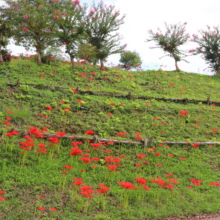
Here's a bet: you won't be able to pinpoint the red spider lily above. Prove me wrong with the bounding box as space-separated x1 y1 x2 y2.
168 179 179 184
141 185 150 191
38 114 49 119
91 72 95 75
56 132 66 137
45 105 52 111
85 130 94 135
3 121 10 126
169 83 174 86
180 157 186 161
138 154 146 159
63 165 74 169
5 117 11 120
157 163 162 166
119 155 125 158
107 141 114 144
118 181 133 189
208 182 220 186
70 147 83 156
136 164 141 167
79 185 95 198
91 157 100 161
107 164 117 171
155 152 161 156
166 174 173 177
192 143 199 148
70 88 78 93
146 102 149 106
47 137 59 144
167 183 174 189
6 130 19 136
179 111 188 116
50 207 57 211
136 132 142 140
108 112 111 116
110 101 114 105
38 207 45 211
80 157 91 164
118 132 126 137
60 101 65 104
190 178 202 186
135 178 147 184
169 154 174 157
73 180 84 186
105 156 120 163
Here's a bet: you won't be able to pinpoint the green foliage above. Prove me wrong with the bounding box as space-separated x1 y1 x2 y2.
84 1 126 68
76 42 99 64
119 50 142 70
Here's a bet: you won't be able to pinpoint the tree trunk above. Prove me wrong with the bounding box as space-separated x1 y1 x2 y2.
66 46 75 67
216 66 220 75
37 49 41 63
0 31 3 63
100 59 104 69
170 50 181 72
175 60 180 72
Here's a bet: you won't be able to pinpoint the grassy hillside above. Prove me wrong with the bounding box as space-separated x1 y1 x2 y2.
0 58 220 220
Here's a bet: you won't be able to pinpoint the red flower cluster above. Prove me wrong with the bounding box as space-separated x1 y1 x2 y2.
118 132 126 137
6 130 19 136
118 181 133 189
179 111 188 116
97 184 111 194
138 154 146 159
79 185 95 198
85 130 94 135
190 178 202 186
136 132 142 140
208 182 220 187
38 113 49 119
80 157 91 164
72 178 84 186
45 105 52 111
135 177 147 184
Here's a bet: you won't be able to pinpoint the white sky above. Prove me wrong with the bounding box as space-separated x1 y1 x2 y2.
2 0 220 75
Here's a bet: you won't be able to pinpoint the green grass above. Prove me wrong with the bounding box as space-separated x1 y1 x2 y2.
0 57 220 219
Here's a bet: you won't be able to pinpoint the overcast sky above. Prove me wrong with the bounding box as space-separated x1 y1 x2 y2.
2 0 220 75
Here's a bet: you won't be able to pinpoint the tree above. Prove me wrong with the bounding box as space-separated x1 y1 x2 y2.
145 22 191 72
76 41 99 64
83 0 127 70
189 25 220 75
0 1 18 63
4 0 61 63
51 0 88 67
119 50 142 70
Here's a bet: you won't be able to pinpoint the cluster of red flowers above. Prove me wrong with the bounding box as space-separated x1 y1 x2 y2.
3 108 13 126
0 190 4 201
136 132 142 140
118 132 126 137
190 178 202 186
179 111 188 116
38 113 49 119
6 130 19 136
45 105 52 111
79 185 95 198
